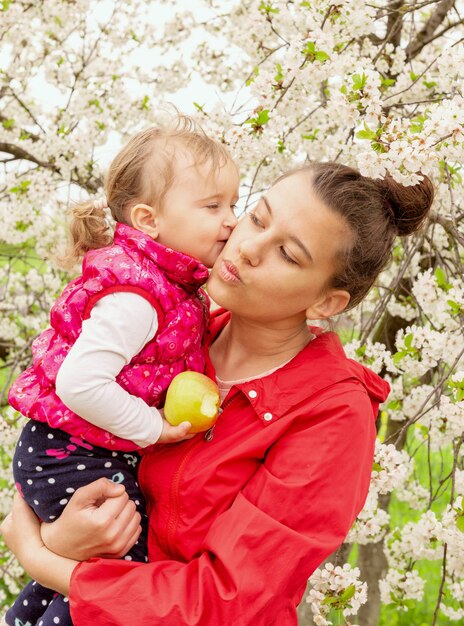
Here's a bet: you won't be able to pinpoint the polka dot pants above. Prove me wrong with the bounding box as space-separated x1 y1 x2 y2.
6 420 148 626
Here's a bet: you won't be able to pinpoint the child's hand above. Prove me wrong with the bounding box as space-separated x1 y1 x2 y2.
158 418 194 443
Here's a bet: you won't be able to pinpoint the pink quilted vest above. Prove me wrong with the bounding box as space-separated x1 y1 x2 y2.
9 223 210 451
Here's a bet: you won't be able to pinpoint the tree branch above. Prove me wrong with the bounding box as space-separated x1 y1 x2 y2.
406 0 456 60
386 0 404 48
0 142 58 171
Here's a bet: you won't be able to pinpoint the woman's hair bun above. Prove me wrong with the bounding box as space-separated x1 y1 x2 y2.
380 173 434 236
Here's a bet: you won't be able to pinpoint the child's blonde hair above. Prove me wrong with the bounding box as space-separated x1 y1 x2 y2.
62 114 233 268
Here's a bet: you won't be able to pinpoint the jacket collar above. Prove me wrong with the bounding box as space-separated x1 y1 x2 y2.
114 223 209 290
205 309 390 424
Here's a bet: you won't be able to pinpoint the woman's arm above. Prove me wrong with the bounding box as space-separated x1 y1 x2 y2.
68 385 377 625
1 493 76 596
1 476 143 585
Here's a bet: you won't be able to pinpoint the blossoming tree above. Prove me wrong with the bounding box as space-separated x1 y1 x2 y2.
1 1 463 624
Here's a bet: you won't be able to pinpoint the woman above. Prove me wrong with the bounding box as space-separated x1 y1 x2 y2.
2 162 433 626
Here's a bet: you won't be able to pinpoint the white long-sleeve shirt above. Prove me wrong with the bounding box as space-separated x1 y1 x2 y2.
55 292 162 447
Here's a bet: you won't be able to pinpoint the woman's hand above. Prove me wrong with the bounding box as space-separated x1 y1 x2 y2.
1 492 45 565
40 477 142 561
1 493 75 596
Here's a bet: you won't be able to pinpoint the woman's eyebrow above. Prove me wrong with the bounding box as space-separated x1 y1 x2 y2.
262 195 273 215
290 236 313 262
262 195 313 262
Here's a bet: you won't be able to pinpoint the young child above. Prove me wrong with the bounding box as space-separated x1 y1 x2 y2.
6 115 239 626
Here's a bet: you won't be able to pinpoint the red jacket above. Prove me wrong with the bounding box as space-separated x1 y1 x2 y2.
70 309 390 626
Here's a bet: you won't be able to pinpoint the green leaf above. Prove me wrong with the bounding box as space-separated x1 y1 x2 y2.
355 344 367 357
1 0 13 10
352 72 367 91
372 462 382 472
302 41 315 55
415 423 429 437
322 595 339 606
434 266 447 286
447 300 462 315
141 95 149 111
246 65 259 86
256 109 270 125
314 50 330 62
258 1 280 14
381 77 396 88
438 160 462 188
387 399 402 411
9 180 31 196
244 109 270 134
57 124 71 136
456 515 464 533
1 117 14 129
393 350 408 364
404 333 414 349
371 141 387 153
193 102 205 112
410 113 427 134
340 584 356 602
15 220 31 232
302 128 320 142
356 129 376 140
434 267 452 291
88 98 103 112
301 41 329 63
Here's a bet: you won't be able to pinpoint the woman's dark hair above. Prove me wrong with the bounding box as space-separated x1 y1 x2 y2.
277 163 434 310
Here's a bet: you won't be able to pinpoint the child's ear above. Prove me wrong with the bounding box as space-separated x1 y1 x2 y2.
129 204 160 239
305 289 350 320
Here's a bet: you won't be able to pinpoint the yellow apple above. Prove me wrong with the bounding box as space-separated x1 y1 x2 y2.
164 371 221 433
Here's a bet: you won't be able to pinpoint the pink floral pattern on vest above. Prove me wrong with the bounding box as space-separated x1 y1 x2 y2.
9 223 210 451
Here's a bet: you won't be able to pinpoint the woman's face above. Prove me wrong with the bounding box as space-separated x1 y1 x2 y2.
207 172 352 325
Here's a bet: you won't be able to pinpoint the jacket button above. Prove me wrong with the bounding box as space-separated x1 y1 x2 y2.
248 390 258 398
263 412 273 421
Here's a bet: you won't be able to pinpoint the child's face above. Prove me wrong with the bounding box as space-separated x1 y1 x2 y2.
155 153 239 268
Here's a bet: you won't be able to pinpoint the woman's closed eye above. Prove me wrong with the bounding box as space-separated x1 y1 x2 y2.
249 211 264 227
280 247 298 264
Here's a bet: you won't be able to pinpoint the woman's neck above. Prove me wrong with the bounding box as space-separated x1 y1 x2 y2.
209 315 312 381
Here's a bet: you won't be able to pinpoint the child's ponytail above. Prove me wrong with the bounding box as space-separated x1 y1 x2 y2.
60 199 112 269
